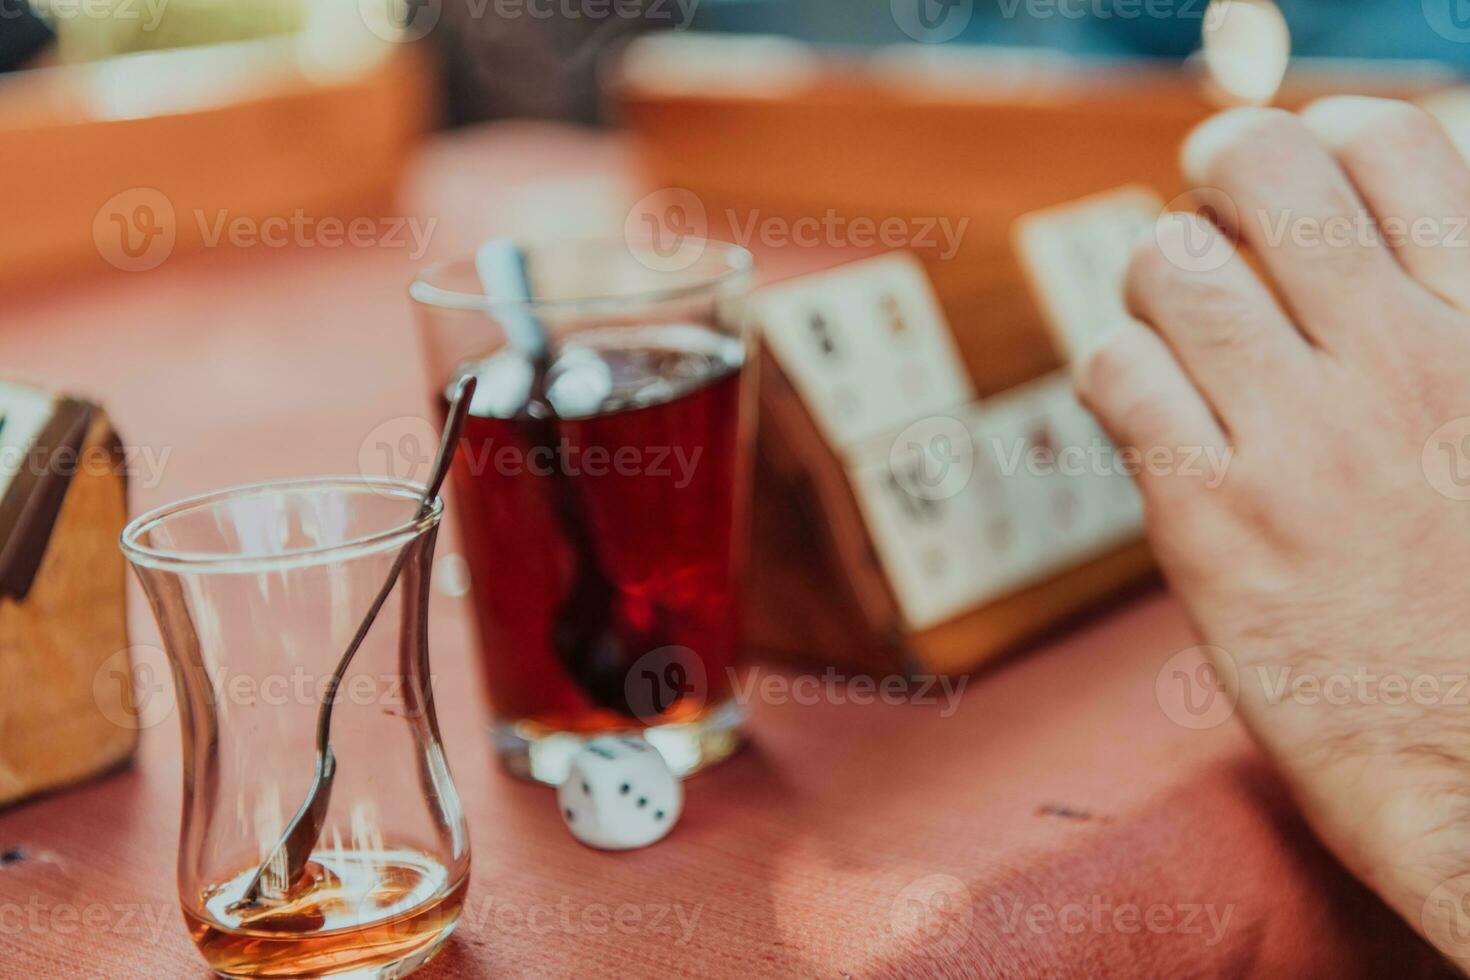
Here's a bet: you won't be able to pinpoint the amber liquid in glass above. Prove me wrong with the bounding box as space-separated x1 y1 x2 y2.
184 850 466 978
445 323 750 733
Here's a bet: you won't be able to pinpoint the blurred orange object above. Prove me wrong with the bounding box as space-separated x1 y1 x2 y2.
0 36 434 293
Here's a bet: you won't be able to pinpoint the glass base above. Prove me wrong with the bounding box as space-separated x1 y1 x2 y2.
213 923 455 980
493 698 745 785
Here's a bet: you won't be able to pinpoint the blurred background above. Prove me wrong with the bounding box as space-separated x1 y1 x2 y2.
3 0 1468 291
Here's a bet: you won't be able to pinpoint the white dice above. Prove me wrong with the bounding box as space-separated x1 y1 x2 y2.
557 736 683 850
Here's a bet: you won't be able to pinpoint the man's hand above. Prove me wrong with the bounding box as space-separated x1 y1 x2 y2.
1075 97 1470 969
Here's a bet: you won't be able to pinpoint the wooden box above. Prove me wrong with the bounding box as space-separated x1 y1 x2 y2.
0 384 135 807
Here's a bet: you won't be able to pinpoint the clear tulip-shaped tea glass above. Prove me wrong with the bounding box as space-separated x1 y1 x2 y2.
120 477 470 980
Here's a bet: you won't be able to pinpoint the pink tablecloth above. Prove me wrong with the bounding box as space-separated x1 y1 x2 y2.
0 123 1449 978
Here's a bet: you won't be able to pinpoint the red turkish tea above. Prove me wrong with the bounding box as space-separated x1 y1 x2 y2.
442 323 751 736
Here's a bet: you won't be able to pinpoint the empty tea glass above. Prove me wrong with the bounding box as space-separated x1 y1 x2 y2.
121 477 470 980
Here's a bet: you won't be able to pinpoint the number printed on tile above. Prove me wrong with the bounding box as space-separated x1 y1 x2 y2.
752 253 975 452
850 373 1145 631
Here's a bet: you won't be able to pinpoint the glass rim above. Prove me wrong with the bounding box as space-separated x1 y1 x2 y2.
408 237 754 315
120 475 444 574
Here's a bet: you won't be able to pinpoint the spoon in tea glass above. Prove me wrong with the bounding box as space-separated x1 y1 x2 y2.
473 240 674 715
230 374 477 913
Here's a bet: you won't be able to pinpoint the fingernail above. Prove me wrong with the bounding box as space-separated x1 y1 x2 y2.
1300 96 1409 147
1182 107 1287 185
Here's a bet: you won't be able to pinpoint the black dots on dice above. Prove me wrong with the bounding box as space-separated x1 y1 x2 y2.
620 783 630 795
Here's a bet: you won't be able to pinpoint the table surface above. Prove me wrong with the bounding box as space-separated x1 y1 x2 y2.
0 123 1452 979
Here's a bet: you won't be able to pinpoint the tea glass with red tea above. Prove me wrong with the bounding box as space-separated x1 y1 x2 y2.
411 239 756 784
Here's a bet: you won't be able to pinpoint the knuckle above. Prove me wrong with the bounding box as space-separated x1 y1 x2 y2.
1307 96 1441 156
1125 237 1174 303
1188 296 1262 354
1115 394 1177 446
1078 327 1144 400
